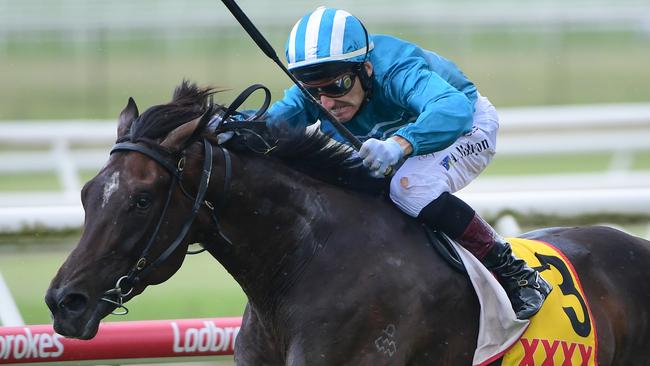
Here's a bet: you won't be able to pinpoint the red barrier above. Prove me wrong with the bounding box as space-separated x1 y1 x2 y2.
0 317 242 364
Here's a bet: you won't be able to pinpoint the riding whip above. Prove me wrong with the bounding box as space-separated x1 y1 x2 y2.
219 0 363 150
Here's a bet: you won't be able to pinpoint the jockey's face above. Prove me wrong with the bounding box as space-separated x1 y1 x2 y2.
316 62 372 123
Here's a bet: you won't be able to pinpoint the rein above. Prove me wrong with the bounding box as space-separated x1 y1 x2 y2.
101 138 232 315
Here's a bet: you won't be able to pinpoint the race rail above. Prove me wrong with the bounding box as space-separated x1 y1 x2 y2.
0 317 242 365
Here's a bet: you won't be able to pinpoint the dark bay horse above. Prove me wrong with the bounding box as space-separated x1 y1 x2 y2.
46 82 650 365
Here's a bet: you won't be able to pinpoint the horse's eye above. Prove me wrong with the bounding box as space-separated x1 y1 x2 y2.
135 195 151 210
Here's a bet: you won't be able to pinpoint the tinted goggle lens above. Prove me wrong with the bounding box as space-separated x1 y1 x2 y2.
302 73 356 98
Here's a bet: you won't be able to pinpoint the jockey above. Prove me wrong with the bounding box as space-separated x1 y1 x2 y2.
266 6 551 319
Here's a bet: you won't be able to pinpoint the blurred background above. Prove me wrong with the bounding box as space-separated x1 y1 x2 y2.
1 0 650 120
0 0 649 362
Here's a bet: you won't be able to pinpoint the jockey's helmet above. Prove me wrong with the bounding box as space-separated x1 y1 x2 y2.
285 7 374 88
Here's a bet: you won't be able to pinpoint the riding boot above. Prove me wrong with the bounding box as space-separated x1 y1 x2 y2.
417 192 552 319
458 214 552 319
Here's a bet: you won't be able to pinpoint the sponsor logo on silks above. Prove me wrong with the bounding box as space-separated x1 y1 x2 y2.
0 328 64 360
455 139 490 158
440 138 490 171
171 321 240 353
440 155 455 171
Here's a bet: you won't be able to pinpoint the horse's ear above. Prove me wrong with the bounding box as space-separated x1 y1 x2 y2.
117 97 139 139
160 116 202 151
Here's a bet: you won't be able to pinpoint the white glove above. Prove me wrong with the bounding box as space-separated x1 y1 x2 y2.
359 138 404 177
216 131 235 144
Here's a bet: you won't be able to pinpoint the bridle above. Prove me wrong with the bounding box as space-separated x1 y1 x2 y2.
99 84 272 315
101 137 232 315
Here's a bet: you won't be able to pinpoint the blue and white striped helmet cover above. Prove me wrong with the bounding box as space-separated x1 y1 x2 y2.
285 7 374 70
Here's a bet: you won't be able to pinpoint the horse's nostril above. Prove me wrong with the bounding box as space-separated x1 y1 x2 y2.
58 293 88 313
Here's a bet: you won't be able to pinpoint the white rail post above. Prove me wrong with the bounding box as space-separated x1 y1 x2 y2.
0 271 24 326
52 138 80 200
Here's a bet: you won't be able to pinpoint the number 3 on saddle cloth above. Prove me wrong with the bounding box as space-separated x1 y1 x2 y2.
480 238 598 366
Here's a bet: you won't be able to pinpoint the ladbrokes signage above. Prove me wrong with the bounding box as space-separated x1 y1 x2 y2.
171 320 239 353
0 317 241 364
0 328 64 360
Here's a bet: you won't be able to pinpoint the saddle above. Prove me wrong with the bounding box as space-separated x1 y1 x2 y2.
426 232 598 366
423 225 466 273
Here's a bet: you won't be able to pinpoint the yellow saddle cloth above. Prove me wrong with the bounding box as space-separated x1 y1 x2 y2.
499 238 597 366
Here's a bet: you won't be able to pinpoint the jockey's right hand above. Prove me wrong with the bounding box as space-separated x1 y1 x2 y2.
359 138 404 177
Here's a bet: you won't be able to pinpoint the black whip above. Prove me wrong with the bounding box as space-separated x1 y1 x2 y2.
220 0 363 150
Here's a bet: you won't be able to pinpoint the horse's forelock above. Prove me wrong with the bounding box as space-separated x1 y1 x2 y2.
129 80 219 141
171 80 215 105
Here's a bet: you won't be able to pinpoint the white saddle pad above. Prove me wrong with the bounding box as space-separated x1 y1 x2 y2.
451 241 530 365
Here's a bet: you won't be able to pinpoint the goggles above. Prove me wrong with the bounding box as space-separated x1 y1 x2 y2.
301 72 357 98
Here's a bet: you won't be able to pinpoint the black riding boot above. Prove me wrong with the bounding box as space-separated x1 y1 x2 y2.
418 192 552 319
459 214 552 319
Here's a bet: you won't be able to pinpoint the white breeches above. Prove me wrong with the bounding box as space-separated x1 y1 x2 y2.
390 95 499 217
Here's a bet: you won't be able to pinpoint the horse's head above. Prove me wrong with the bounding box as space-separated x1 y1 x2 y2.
45 82 218 339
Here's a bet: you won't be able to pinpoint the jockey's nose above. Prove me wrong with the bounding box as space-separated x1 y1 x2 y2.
320 95 336 109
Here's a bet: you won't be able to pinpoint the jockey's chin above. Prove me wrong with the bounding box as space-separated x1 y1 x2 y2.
319 79 366 123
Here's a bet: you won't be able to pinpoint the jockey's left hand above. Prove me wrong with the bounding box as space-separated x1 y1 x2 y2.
359 138 405 177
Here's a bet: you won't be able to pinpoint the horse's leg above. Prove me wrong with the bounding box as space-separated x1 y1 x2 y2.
234 303 283 365
524 226 650 365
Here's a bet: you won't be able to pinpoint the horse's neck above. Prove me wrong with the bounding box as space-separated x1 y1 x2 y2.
206 154 334 312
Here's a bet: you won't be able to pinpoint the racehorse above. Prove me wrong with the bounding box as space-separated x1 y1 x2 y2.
46 81 650 365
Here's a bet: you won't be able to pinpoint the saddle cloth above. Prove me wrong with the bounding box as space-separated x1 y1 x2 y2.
453 237 597 366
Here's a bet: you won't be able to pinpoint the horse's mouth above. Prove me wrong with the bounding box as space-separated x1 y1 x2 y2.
67 325 99 340
52 300 113 340
53 317 99 340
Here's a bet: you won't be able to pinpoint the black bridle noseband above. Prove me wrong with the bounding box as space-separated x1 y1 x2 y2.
101 137 232 315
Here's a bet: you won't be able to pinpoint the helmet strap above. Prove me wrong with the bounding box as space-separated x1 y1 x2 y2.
357 20 373 103
357 66 373 104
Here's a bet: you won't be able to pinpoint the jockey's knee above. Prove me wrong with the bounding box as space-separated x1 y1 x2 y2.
388 172 448 218
416 192 475 238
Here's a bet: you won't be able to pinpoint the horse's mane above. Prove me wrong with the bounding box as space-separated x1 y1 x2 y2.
257 121 361 173
132 80 387 195
228 118 389 195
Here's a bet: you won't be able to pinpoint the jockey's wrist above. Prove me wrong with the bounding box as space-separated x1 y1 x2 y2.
390 136 413 157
